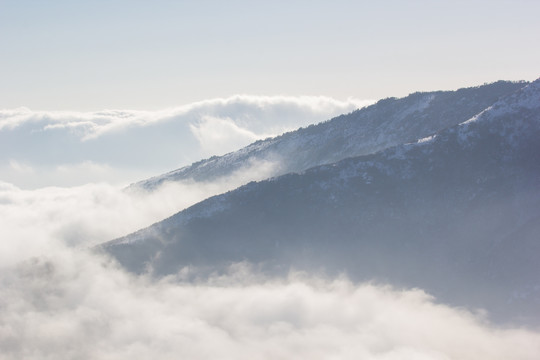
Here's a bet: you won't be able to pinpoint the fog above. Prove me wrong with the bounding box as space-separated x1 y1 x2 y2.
2 254 539 360
0 158 279 264
1 175 540 359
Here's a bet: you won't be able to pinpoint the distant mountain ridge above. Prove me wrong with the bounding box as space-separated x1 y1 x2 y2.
105 79 540 325
134 81 526 189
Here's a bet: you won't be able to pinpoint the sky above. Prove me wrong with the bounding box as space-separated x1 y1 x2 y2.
1 2 540 357
1 0 539 111
1 0 539 188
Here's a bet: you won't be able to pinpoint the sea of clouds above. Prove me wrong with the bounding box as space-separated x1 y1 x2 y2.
0 95 372 188
1 176 540 359
3 256 540 360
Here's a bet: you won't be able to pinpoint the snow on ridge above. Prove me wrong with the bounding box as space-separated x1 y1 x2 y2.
109 227 160 246
417 134 437 144
395 93 436 122
110 81 538 248
457 80 540 145
133 81 532 191
136 136 280 188
134 93 438 189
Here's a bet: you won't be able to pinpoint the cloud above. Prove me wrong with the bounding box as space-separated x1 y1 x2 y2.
0 158 279 263
0 96 373 188
1 255 539 360
1 167 539 359
8 159 34 174
0 161 144 190
1 96 373 137
189 115 262 157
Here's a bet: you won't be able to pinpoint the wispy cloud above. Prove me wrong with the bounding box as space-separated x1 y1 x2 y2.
0 158 279 257
8 159 34 174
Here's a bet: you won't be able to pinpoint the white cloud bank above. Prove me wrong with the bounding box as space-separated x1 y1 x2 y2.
1 174 540 359
0 95 373 188
1 257 539 360
0 96 372 136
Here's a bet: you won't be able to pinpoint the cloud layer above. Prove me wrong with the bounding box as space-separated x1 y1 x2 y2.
2 256 540 360
1 173 540 359
2 94 539 359
0 96 372 188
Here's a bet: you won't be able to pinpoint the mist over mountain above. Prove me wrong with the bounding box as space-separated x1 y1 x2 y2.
1 96 368 188
105 79 540 325
135 81 525 190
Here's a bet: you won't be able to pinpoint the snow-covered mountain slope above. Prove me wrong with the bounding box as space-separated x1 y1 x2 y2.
134 81 526 190
104 79 540 325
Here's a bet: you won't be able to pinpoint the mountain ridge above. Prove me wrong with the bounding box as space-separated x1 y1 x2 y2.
104 79 540 324
133 80 526 190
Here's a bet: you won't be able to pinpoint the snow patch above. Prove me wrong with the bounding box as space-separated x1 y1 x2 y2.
417 134 437 144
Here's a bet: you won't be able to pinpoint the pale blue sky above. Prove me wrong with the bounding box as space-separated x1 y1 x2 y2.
1 0 539 110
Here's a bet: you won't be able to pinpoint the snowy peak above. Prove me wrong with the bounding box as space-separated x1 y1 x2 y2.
454 79 540 149
133 81 527 190
489 77 540 112
463 78 540 125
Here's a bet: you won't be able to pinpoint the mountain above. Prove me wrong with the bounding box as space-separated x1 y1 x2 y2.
104 79 540 324
134 81 526 190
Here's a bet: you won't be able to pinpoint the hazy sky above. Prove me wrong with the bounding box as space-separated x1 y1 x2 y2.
1 0 539 111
